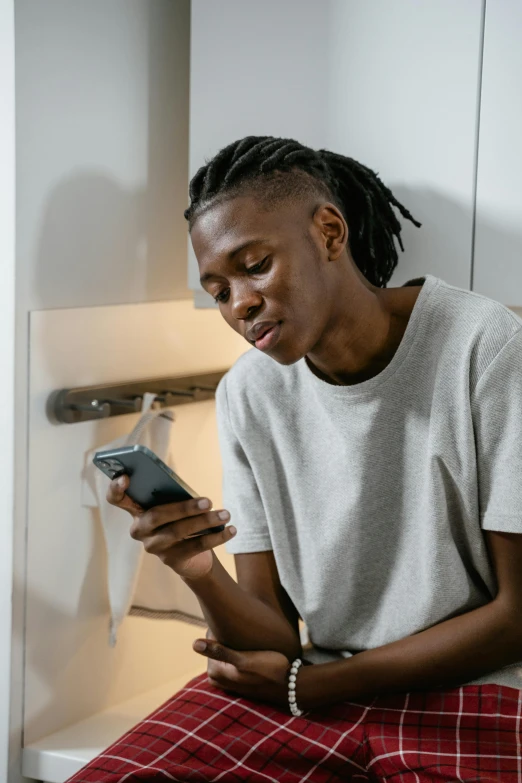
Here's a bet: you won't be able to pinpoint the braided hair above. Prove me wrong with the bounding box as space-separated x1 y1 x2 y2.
184 136 421 288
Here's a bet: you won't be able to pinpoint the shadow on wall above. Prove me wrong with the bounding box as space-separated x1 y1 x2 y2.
35 173 151 306
32 0 190 311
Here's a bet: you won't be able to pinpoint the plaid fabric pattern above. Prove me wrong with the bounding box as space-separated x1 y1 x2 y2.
67 673 522 782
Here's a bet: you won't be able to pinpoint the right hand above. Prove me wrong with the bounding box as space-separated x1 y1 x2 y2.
107 474 237 580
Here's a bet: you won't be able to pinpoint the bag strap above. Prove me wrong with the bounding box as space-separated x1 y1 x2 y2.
125 392 174 446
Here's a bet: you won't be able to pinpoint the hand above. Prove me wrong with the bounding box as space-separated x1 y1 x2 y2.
107 474 236 580
192 635 290 707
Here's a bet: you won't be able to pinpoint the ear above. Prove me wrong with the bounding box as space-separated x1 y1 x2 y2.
312 203 348 261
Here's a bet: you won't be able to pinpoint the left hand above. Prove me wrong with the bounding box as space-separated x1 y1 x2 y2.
192 636 290 707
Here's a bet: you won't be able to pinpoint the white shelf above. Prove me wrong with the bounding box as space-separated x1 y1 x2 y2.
22 666 204 783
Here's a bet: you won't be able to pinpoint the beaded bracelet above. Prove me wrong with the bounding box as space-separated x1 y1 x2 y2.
287 657 304 716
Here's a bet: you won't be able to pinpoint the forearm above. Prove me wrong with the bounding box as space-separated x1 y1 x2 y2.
183 552 302 660
300 597 522 710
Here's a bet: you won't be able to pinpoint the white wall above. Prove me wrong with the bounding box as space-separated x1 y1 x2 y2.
472 0 522 306
0 2 18 781
189 0 485 297
13 2 193 778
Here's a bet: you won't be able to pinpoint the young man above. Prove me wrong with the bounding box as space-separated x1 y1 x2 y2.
73 136 522 782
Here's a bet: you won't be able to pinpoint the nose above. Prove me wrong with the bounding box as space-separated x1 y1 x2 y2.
230 283 263 321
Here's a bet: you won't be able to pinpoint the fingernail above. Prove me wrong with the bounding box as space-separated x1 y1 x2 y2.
228 525 237 536
218 510 230 521
117 476 126 488
193 640 207 653
198 498 211 510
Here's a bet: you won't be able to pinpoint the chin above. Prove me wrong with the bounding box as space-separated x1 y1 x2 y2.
266 343 307 366
249 323 310 366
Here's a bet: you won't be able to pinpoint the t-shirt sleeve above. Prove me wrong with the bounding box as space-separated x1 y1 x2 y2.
471 327 522 533
215 375 273 554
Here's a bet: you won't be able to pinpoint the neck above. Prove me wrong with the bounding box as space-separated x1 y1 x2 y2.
306 262 422 386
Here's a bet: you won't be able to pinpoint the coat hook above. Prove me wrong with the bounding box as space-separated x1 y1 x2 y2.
49 370 227 423
103 397 142 412
163 388 196 398
69 400 111 418
190 384 217 393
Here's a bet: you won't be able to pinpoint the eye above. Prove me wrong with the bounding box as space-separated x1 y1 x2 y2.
246 256 270 275
214 288 230 303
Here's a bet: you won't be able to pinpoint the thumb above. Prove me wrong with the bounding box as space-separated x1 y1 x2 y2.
193 639 243 667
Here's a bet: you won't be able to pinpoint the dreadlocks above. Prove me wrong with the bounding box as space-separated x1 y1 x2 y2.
184 136 421 288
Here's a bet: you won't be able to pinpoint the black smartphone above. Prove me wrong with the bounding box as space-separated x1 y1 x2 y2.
93 444 224 537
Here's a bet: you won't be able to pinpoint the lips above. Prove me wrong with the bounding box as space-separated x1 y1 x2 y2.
246 320 280 344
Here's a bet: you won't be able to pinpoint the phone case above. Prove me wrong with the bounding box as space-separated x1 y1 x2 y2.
93 445 224 536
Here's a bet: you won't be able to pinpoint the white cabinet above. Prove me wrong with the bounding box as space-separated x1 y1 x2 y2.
326 0 484 290
472 0 522 307
188 0 330 300
188 0 485 300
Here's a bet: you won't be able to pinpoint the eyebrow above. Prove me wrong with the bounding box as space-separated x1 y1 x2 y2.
199 238 269 285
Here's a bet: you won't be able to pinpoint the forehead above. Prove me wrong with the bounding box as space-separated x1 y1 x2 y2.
191 195 308 268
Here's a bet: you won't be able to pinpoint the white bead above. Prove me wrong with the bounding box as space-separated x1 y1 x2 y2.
288 658 304 717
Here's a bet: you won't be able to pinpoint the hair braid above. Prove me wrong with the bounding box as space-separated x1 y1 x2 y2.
185 136 421 287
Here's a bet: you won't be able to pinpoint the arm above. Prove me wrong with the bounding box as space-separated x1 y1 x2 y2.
189 376 301 659
196 531 522 709
106 475 301 661
298 531 522 709
185 550 302 661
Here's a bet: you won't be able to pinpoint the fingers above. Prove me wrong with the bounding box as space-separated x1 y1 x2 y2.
106 474 129 504
107 480 227 539
207 663 241 689
106 477 236 562
139 497 223 531
193 638 243 668
197 642 246 691
106 475 142 515
176 524 237 556
143 523 236 557
132 508 231 543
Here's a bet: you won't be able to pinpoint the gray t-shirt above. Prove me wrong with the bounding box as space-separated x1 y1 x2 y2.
217 273 522 690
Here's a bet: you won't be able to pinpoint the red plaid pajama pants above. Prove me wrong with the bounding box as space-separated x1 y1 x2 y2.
67 673 522 782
